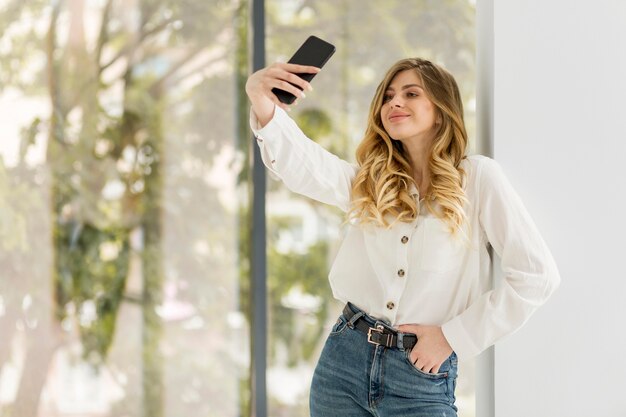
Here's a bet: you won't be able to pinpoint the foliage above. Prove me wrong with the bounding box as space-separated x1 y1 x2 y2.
0 0 475 416
1 0 249 416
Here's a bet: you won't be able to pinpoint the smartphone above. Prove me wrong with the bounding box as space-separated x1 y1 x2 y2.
272 35 336 104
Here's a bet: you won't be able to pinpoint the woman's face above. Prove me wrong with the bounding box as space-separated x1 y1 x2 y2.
380 70 438 145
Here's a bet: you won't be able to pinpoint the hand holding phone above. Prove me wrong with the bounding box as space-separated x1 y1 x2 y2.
271 36 336 104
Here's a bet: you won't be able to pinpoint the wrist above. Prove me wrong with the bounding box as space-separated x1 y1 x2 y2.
251 101 276 129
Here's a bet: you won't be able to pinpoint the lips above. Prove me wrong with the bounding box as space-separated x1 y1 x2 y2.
388 112 410 122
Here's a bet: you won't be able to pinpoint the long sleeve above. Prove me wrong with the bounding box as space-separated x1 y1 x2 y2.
250 105 358 212
441 157 561 359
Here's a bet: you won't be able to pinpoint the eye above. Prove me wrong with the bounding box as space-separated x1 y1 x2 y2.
407 91 419 98
383 94 393 103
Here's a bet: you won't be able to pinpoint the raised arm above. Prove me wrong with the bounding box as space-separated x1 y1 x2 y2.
246 62 319 127
246 63 358 212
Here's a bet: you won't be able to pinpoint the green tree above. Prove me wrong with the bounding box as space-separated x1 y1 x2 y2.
0 1 248 416
0 1 475 416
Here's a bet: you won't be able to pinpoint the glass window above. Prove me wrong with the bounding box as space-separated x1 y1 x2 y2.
264 1 476 416
0 1 248 416
1 1 476 416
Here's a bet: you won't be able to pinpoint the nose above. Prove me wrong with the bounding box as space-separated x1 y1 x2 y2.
388 94 404 107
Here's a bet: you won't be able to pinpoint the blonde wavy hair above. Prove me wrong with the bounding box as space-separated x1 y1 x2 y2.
348 58 470 240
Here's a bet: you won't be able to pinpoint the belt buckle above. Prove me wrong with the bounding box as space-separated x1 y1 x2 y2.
367 324 391 347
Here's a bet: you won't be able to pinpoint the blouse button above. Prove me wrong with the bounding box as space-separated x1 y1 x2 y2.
401 236 409 244
397 269 405 277
386 302 395 310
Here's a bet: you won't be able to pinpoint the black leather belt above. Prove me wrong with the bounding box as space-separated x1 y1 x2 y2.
342 303 418 350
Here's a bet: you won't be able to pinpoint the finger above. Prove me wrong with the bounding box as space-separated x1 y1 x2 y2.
280 102 292 112
270 63 316 92
397 324 419 335
266 67 311 94
414 358 427 372
278 62 321 74
269 95 291 112
397 324 410 332
282 71 314 92
421 362 435 374
272 80 306 101
413 355 435 374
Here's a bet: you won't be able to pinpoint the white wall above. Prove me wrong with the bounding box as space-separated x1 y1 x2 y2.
490 1 626 416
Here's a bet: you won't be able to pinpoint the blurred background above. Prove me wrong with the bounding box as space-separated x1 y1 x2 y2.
0 0 477 416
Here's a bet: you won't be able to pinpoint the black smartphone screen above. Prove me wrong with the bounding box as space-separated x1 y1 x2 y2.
272 35 336 104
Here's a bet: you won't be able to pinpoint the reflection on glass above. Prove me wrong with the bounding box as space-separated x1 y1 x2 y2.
0 1 247 416
265 1 476 416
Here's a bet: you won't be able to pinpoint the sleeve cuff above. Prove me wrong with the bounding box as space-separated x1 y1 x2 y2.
441 315 482 360
249 105 285 180
249 104 285 136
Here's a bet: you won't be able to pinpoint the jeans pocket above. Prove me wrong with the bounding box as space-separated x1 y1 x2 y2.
403 349 449 379
329 315 349 336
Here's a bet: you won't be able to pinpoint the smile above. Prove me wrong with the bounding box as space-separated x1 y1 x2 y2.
389 115 410 122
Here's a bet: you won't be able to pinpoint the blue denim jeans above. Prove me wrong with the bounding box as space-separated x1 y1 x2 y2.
310 304 458 417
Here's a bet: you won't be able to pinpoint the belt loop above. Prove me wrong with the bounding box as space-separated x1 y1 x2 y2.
397 332 405 351
347 311 364 329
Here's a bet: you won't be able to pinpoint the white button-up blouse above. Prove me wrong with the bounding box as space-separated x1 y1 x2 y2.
250 106 560 360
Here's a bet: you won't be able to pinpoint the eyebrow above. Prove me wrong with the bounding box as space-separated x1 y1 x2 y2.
385 84 424 91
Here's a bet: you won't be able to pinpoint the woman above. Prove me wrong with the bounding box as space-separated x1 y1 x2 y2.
246 57 560 417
